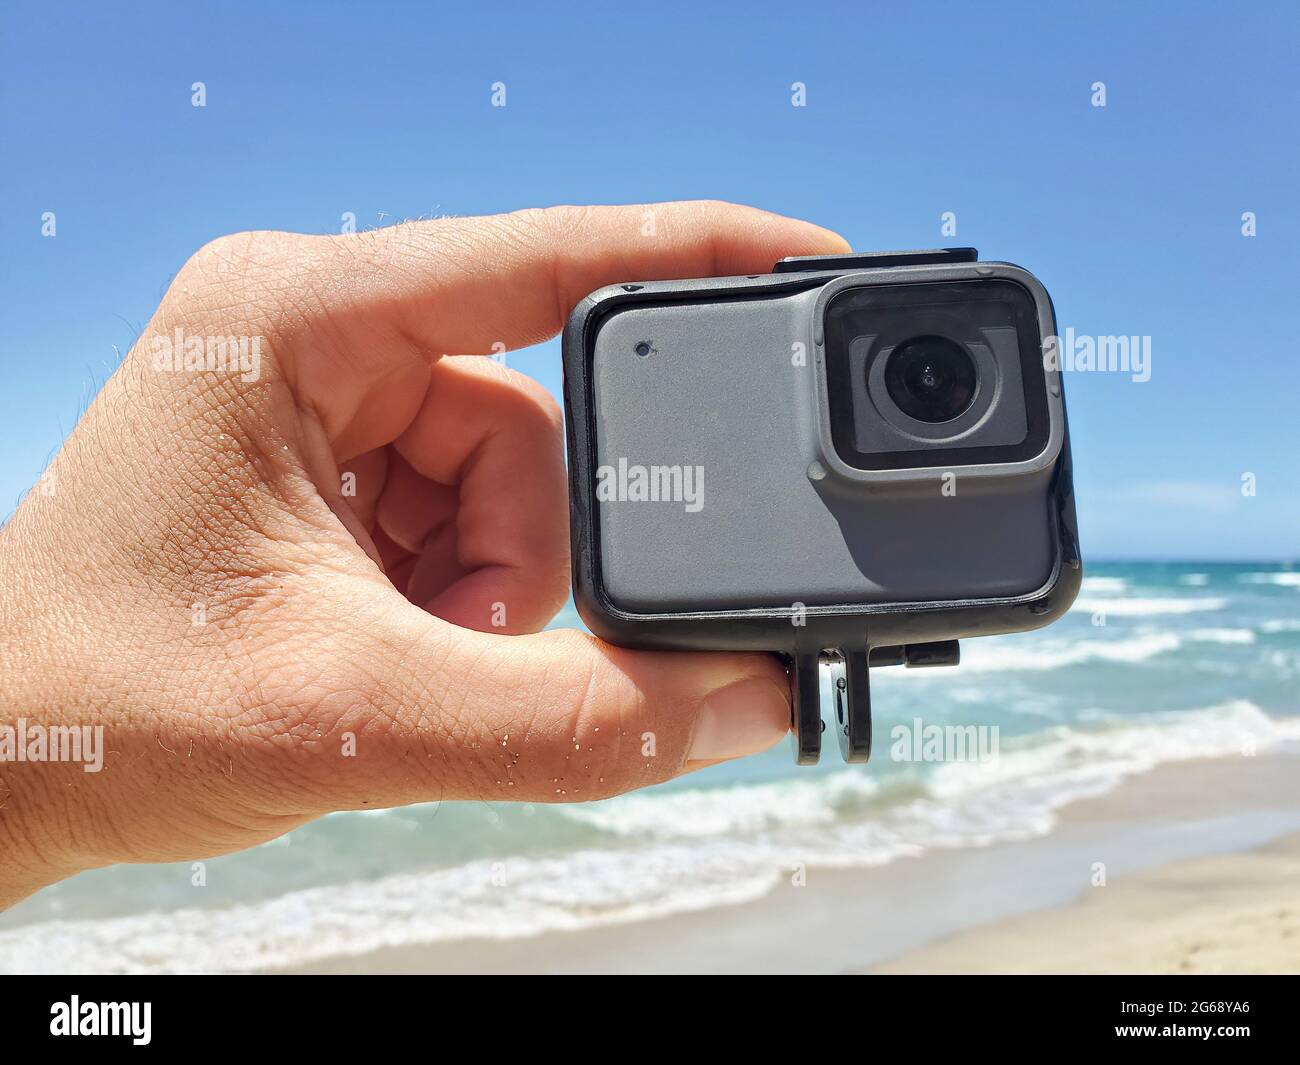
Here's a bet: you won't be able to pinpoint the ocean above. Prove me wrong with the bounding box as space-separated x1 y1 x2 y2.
2 561 1298 973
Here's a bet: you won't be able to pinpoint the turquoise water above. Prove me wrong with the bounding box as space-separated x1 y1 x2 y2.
3 561 1298 972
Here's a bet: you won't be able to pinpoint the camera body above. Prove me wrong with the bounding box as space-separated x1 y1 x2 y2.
562 248 1081 764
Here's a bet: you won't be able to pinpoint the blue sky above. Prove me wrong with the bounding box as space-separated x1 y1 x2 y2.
1 0 1296 558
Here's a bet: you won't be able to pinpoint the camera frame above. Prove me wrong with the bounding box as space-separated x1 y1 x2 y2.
562 248 1082 765
811 264 1065 486
824 277 1045 468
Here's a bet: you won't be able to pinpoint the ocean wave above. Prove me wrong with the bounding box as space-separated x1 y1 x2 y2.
1260 619 1300 634
560 771 880 839
0 844 785 976
1184 627 1255 644
1238 572 1300 587
950 632 1180 672
929 700 1298 803
962 624 1265 667
1071 596 1226 617
1179 573 1210 586
5 703 1296 974
1080 576 1129 594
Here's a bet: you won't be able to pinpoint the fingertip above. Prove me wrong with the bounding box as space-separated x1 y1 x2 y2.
686 200 851 271
801 222 853 255
771 214 852 256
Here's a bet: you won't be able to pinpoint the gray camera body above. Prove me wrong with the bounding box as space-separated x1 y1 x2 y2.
562 248 1082 764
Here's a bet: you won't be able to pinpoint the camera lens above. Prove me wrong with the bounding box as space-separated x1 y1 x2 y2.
883 335 977 423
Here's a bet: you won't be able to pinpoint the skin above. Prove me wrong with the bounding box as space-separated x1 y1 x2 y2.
0 201 850 909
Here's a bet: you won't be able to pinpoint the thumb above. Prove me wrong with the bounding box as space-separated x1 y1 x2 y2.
316 596 791 806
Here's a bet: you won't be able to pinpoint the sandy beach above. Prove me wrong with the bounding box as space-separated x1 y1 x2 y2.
282 750 1300 975
870 830 1300 974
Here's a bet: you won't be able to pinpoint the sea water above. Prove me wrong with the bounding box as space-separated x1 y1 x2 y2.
2 561 1297 972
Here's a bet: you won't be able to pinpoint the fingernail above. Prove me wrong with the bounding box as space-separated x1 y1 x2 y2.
690 677 790 762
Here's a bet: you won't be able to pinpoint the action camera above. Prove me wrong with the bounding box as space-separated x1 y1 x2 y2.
562 248 1082 765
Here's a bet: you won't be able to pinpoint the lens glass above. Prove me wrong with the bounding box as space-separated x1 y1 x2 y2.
883 335 977 423
821 279 1046 470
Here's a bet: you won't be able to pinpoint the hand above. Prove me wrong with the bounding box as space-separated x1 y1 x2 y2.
0 201 850 907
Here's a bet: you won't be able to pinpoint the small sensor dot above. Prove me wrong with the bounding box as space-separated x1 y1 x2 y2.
634 341 652 358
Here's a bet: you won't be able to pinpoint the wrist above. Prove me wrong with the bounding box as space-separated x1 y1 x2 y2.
0 508 93 908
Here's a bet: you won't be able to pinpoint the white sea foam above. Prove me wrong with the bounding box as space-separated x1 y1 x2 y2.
561 772 880 839
928 700 1297 805
1071 596 1227 617
1080 576 1129 594
0 844 784 976
1239 572 1300 587
1260 619 1300 634
1185 628 1256 645
940 632 1181 673
4 702 1296 975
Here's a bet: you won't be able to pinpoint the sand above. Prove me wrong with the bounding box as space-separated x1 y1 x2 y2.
870 831 1300 974
282 751 1300 974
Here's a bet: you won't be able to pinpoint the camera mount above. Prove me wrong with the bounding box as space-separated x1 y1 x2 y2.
788 640 961 765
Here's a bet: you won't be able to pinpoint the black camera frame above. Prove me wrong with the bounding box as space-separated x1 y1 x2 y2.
561 248 1083 765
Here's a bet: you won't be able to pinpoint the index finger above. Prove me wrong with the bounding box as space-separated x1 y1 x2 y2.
167 202 849 461
369 200 851 354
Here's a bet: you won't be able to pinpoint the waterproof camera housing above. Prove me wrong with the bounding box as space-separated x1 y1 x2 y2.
562 248 1082 765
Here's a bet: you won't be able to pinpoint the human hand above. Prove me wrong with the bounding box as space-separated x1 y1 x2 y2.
0 201 849 907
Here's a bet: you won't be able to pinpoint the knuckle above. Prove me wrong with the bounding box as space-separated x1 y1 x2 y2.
180 231 269 288
508 370 564 435
691 198 742 219
466 359 564 441
169 230 319 323
507 204 594 249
